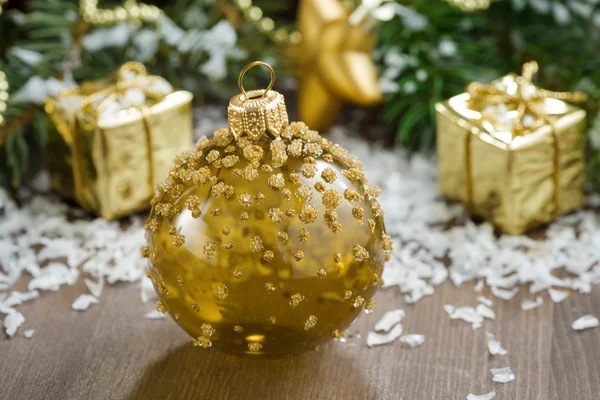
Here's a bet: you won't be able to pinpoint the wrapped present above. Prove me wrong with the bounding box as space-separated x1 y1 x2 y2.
436 61 587 234
44 62 193 220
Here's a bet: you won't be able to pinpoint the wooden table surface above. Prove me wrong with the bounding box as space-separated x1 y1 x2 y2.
2 274 599 400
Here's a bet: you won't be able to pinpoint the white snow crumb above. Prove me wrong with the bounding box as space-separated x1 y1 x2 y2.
145 310 166 320
367 323 403 347
431 267 448 286
491 366 515 383
72 294 98 311
4 310 25 337
572 315 599 331
447 306 484 329
474 279 484 292
84 277 104 298
486 332 507 356
83 23 130 52
24 329 35 338
2 290 40 307
476 304 496 320
491 287 519 301
399 334 424 348
10 76 74 104
467 391 496 400
478 296 493 307
375 309 406 332
549 289 569 303
521 297 543 311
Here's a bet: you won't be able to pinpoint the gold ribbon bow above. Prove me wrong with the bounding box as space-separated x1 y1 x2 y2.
466 61 587 137
80 62 169 119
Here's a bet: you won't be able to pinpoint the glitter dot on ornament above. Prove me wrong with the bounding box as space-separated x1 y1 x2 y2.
145 62 389 358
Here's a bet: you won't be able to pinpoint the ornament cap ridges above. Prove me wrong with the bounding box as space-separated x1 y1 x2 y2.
228 62 289 141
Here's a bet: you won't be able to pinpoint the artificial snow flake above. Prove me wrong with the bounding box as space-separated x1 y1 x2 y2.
144 310 166 320
490 366 515 383
84 278 104 298
445 305 484 329
476 304 496 320
572 315 599 331
399 334 424 348
9 48 43 65
374 309 405 332
438 39 457 56
24 329 35 338
367 323 403 347
478 296 493 307
486 332 507 356
83 23 130 51
4 310 25 337
10 76 74 104
521 297 543 311
467 391 496 400
474 279 484 292
491 287 519 301
548 289 569 303
2 290 39 307
72 295 98 311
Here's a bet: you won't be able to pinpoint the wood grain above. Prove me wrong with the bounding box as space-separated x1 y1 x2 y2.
1 275 599 400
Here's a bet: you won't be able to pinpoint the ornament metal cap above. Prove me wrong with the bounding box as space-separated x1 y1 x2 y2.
228 61 289 140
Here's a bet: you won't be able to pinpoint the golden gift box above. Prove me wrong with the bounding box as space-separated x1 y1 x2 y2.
436 62 587 234
44 62 193 220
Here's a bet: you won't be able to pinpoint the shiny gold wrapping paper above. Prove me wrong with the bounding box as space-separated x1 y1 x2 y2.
45 65 193 220
436 74 586 234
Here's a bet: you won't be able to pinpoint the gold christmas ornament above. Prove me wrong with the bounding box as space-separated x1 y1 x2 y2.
295 0 383 132
45 62 193 220
436 61 587 234
144 61 391 358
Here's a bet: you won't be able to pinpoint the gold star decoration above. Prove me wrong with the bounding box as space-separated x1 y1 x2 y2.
294 0 383 132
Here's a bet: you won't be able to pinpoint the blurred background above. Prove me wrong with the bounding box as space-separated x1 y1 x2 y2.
0 0 599 192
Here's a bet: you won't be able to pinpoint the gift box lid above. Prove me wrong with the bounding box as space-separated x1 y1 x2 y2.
437 65 587 150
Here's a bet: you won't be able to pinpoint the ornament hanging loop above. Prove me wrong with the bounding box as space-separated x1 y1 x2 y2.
238 61 276 100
